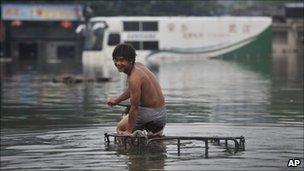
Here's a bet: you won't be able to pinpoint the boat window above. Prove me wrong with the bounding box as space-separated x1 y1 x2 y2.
142 22 158 31
108 33 120 46
143 41 159 50
123 22 140 31
125 41 140 50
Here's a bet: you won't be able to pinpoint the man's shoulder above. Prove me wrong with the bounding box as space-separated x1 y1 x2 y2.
135 62 145 66
128 68 143 82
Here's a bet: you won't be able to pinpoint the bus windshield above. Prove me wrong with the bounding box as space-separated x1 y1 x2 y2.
83 22 106 51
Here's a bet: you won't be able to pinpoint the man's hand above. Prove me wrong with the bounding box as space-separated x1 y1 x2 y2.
106 97 118 106
118 130 132 136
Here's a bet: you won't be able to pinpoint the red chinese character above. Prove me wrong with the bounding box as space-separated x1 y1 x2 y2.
243 24 250 33
229 24 237 33
168 23 175 32
181 24 188 32
36 8 43 16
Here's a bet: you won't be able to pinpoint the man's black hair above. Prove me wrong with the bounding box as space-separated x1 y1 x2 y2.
112 43 136 63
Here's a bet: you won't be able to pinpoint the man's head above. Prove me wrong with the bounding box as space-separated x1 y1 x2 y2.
112 44 136 74
112 43 136 63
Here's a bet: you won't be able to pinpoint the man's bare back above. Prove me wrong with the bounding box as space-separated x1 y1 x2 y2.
108 43 166 135
129 62 165 108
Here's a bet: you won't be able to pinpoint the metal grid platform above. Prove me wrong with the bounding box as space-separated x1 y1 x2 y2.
104 133 245 158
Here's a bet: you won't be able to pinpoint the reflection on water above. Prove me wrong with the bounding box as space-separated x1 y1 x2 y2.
1 124 303 170
1 53 303 170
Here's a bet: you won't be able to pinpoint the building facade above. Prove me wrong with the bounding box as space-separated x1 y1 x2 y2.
1 3 85 63
272 3 304 55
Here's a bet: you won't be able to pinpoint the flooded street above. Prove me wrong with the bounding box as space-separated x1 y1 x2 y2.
1 55 303 170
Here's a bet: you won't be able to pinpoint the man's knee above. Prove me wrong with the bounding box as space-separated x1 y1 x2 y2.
116 116 128 132
116 123 123 131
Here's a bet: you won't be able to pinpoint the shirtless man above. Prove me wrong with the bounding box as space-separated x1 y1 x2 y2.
106 44 166 136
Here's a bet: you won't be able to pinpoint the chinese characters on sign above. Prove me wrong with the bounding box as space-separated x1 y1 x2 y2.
2 4 83 21
167 23 251 40
229 23 251 34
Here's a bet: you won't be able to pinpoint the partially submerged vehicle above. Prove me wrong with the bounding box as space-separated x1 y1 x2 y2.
78 16 272 79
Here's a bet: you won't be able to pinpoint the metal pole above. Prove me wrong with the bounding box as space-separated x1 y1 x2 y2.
225 139 228 149
137 137 141 154
177 139 180 156
205 140 209 158
241 137 245 151
123 137 127 150
104 133 110 144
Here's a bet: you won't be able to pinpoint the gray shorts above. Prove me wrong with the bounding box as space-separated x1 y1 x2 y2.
134 106 167 133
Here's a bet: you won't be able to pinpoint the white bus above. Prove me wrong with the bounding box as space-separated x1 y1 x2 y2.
78 16 272 79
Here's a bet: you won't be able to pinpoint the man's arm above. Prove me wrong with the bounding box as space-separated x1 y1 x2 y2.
116 88 130 103
107 88 130 106
125 76 141 133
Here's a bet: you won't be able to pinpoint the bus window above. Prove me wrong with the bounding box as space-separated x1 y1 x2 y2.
142 22 158 31
123 22 140 31
108 33 120 46
125 41 140 50
143 41 159 50
83 23 104 51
